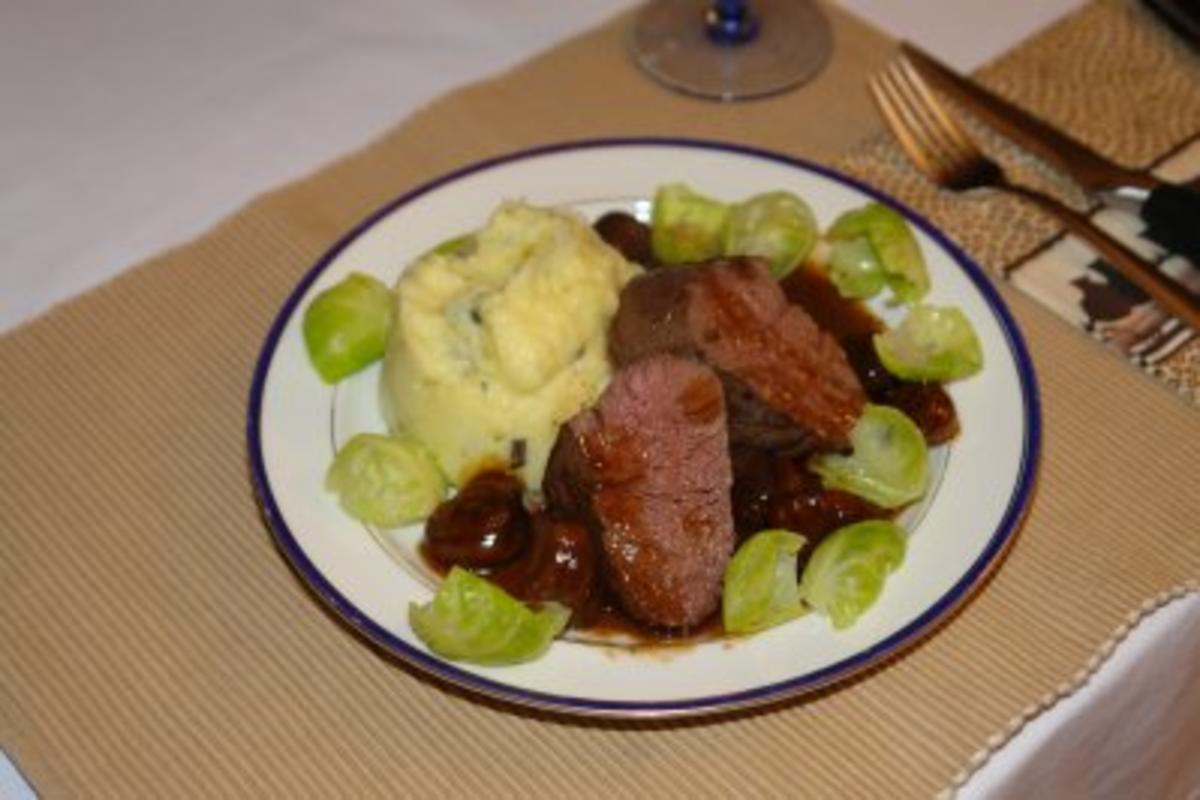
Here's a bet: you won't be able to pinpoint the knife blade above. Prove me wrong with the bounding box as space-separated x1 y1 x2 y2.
900 42 1200 264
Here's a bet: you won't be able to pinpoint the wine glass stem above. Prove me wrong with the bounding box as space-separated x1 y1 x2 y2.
706 0 759 45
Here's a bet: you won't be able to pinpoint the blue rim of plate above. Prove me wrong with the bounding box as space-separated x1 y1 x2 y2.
246 136 1041 719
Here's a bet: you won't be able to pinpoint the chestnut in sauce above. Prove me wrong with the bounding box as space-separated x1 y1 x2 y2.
841 334 959 445
424 471 530 569
730 446 885 567
593 211 656 268
489 514 599 624
423 470 601 623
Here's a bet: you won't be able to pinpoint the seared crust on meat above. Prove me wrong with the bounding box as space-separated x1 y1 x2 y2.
609 257 865 451
544 355 734 629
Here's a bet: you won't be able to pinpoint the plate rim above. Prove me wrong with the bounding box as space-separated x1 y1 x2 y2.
246 136 1042 719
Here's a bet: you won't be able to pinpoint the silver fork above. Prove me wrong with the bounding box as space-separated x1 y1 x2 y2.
870 58 1200 331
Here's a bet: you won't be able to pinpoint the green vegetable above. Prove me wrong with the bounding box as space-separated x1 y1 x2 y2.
302 273 396 383
326 433 447 527
826 236 886 299
827 202 929 304
722 191 818 278
809 404 928 508
428 233 476 258
800 520 906 630
723 529 808 635
409 567 570 665
651 183 731 264
874 304 983 382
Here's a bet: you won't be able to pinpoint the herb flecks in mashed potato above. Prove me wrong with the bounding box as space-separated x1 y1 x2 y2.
382 201 641 489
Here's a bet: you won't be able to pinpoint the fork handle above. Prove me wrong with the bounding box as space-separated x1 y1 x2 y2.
1010 186 1200 331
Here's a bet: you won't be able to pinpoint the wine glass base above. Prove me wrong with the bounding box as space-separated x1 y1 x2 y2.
630 0 833 101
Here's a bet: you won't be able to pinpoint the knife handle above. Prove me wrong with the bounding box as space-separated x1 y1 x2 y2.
1142 184 1200 264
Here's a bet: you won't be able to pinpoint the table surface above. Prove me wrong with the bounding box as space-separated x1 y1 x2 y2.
3 1 1197 797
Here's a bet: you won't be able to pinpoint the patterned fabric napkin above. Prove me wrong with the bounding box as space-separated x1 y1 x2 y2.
1006 139 1198 402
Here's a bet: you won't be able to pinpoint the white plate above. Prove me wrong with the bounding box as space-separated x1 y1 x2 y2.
248 138 1040 718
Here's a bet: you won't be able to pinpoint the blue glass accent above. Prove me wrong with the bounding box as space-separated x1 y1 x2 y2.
705 0 759 45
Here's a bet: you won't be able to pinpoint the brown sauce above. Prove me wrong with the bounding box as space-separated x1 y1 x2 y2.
781 261 884 340
580 597 723 645
420 259 960 646
782 263 960 445
731 446 892 566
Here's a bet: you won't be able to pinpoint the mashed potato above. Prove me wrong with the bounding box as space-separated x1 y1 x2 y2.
381 201 641 488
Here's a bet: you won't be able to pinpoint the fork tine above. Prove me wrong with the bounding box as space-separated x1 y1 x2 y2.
869 69 951 181
883 61 969 180
873 69 955 183
888 63 960 171
873 62 964 182
895 58 979 170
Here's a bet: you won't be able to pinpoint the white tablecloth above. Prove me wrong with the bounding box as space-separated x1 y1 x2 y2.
962 592 1200 798
8 2 1197 797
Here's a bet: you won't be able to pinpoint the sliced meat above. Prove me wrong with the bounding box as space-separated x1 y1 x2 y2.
608 257 865 451
543 354 734 629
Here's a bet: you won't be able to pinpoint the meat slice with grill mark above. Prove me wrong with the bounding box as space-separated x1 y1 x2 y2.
608 257 865 452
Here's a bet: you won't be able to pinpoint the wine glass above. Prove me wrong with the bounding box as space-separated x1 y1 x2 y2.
629 0 833 101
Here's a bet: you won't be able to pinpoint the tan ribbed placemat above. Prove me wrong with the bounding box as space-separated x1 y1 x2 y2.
2 2 1198 797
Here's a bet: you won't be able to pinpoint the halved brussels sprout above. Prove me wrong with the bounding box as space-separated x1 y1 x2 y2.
326 432 447 527
722 191 818 278
723 529 808 635
409 567 570 665
302 272 395 383
874 304 983 382
825 236 886 299
809 404 928 508
827 202 929 304
800 520 906 630
651 183 731 265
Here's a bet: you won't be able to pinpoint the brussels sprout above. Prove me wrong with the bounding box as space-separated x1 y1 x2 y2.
874 304 983 382
326 433 447 527
800 520 906 630
723 529 808 635
302 273 395 383
827 202 929 304
723 191 819 278
826 236 886 299
809 404 928 508
409 567 570 665
651 183 731 264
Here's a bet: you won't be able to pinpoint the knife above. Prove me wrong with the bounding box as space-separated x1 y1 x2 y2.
900 42 1200 264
